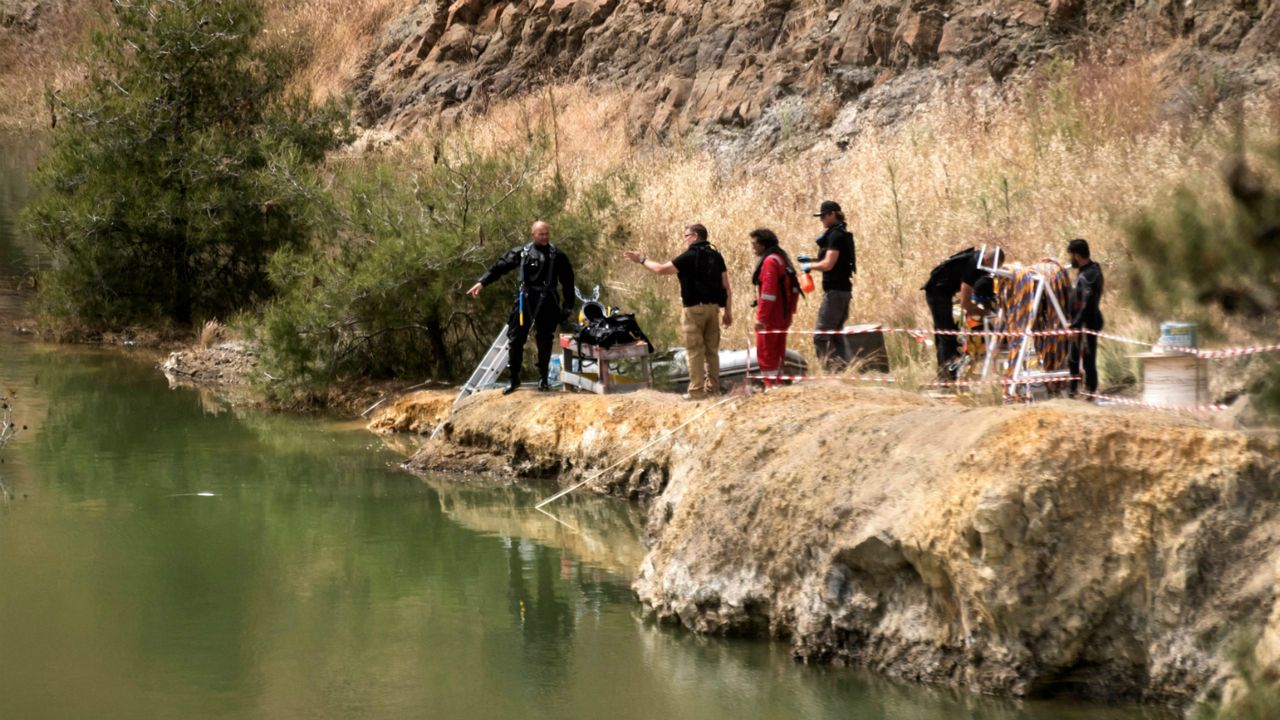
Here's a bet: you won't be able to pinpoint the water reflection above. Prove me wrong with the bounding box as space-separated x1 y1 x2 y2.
0 131 43 277
423 475 647 577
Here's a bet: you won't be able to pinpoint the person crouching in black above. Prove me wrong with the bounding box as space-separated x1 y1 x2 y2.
922 245 1003 380
1066 238 1104 398
467 220 576 394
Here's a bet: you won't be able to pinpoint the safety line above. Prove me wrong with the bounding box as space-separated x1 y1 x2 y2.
533 394 739 510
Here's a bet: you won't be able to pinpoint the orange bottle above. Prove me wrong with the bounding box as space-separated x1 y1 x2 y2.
799 270 815 294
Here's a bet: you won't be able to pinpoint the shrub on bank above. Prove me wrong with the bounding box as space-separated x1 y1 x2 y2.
21 0 348 331
257 134 627 396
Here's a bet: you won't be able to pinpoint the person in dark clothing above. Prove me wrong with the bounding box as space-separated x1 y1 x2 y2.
623 224 733 400
1066 238 1105 397
798 200 856 371
467 221 576 394
922 245 1003 380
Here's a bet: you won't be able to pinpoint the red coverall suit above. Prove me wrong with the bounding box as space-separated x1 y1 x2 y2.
755 252 798 387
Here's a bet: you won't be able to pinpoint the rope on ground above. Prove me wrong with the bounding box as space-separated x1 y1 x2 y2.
533 394 739 510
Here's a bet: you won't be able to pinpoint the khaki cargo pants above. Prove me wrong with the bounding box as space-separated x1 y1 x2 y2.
682 303 721 398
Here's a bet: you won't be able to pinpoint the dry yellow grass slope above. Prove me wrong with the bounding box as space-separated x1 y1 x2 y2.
0 0 410 130
260 0 414 102
0 0 107 131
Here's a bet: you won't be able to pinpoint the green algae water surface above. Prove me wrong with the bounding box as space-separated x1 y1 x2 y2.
0 137 1172 720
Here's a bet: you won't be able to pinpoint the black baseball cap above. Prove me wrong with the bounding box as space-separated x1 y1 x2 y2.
813 200 841 217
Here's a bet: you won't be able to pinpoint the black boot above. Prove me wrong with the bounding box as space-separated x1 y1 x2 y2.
538 377 551 392
502 382 520 395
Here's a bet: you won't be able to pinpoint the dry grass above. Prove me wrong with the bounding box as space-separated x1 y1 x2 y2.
197 319 223 349
418 83 636 188
0 0 109 130
0 0 410 129
260 0 415 102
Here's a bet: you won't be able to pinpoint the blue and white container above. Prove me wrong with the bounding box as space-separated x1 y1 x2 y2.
1157 321 1198 353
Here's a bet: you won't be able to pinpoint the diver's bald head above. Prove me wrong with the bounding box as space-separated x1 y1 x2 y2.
531 221 550 245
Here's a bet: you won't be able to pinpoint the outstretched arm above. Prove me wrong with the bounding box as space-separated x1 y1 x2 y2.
623 250 676 275
468 247 522 298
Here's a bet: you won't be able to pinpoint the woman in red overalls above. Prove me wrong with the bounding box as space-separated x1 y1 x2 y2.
750 228 800 388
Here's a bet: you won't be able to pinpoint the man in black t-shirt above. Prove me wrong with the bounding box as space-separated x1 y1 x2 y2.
922 246 1003 380
624 224 733 399
799 200 856 371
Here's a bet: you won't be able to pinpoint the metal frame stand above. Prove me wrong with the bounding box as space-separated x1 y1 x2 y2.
974 248 1074 400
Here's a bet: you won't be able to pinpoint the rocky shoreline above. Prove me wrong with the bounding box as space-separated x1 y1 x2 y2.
374 384 1280 708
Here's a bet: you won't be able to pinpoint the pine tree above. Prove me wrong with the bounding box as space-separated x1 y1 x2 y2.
22 0 349 329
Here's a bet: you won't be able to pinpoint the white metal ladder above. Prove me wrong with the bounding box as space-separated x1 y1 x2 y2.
453 325 511 410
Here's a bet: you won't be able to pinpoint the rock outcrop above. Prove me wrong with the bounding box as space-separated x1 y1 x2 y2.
387 384 1280 706
358 0 1280 145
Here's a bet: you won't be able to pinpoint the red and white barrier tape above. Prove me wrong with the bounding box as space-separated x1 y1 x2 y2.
746 373 896 384
749 325 1280 359
747 373 1078 389
1196 342 1280 359
1080 391 1230 413
928 375 1077 389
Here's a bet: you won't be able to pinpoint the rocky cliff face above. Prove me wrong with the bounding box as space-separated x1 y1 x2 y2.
385 385 1280 705
358 0 1280 145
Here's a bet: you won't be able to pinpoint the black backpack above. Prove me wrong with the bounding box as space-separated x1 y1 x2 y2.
688 242 728 306
574 313 654 352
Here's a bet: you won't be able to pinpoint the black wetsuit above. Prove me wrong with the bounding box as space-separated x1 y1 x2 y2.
478 243 576 386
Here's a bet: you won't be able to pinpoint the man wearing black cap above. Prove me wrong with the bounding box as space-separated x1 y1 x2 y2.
798 200 856 371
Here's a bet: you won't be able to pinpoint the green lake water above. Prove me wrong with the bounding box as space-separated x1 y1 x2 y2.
0 136 1174 719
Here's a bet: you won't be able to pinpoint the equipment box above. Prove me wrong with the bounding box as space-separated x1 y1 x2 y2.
559 336 652 395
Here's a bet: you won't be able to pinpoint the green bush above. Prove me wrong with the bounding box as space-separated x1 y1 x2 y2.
21 0 348 330
258 135 627 396
1129 135 1280 412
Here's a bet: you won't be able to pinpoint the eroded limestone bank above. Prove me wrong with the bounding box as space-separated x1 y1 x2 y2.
376 384 1280 705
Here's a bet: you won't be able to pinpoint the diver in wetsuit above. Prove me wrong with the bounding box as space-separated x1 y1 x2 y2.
467 221 576 394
